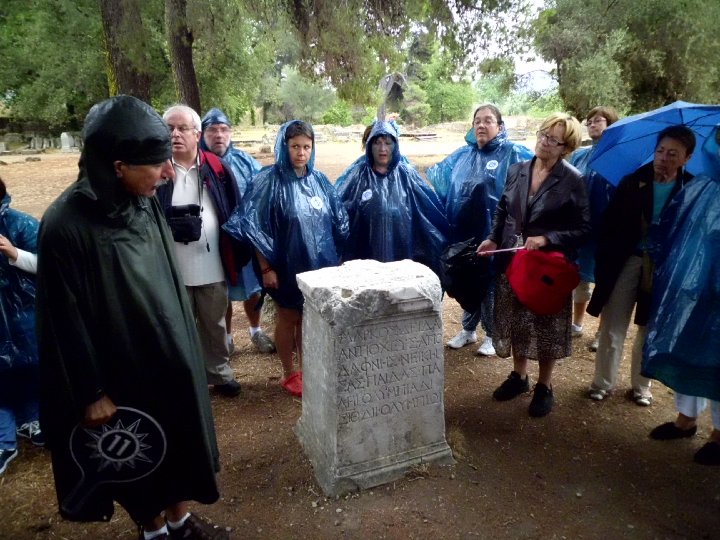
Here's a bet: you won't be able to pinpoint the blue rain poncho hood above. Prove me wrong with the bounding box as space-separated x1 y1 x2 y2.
200 107 261 197
364 121 402 173
0 193 39 371
642 124 720 400
222 120 348 309
273 120 317 176
426 127 533 244
201 107 232 130
335 121 449 279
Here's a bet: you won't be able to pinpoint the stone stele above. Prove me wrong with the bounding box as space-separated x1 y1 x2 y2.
295 259 454 496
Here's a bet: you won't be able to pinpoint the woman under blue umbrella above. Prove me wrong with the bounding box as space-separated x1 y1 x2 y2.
642 125 720 465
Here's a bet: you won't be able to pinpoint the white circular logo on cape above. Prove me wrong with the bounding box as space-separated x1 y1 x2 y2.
486 160 499 170
309 196 324 210
361 189 373 202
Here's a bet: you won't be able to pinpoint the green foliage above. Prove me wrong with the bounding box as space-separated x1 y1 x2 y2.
501 89 563 118
321 100 353 126
424 80 476 123
275 69 335 123
359 106 378 125
533 0 720 115
400 83 431 127
0 0 108 129
189 0 291 121
474 68 562 119
0 0 535 129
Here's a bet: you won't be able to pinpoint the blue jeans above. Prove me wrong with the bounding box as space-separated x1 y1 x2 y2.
0 366 40 450
461 281 495 335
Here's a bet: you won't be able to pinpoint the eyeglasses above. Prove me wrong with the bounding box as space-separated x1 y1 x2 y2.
205 126 231 135
586 117 607 126
537 130 565 147
168 125 196 134
473 117 498 127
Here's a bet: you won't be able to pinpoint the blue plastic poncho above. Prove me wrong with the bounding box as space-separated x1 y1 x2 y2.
0 193 39 371
335 121 449 278
200 108 261 197
642 128 720 401
223 120 349 309
568 145 616 282
426 127 533 244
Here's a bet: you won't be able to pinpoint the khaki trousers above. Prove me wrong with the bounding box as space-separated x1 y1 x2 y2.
186 282 232 385
592 256 652 396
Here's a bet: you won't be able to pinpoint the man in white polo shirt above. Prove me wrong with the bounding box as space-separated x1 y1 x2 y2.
157 104 242 397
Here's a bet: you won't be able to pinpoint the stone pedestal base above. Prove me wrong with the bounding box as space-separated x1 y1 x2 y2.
295 259 453 496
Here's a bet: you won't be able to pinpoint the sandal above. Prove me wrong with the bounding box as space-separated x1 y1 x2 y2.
280 371 303 397
625 388 652 406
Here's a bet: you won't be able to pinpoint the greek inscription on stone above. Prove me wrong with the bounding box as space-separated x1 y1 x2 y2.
336 316 443 425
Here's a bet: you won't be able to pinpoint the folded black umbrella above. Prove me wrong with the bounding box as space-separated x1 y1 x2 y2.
440 238 493 313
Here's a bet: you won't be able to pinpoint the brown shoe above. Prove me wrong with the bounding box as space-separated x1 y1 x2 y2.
169 514 229 539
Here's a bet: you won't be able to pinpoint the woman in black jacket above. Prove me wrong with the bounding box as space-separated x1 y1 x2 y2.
478 113 590 417
586 126 695 406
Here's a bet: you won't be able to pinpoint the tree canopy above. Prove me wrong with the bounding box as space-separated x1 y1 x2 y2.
533 0 720 116
0 0 560 129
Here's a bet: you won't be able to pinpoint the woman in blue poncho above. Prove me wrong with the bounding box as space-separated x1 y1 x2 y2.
643 125 720 466
0 176 43 476
568 106 618 352
223 121 349 397
335 120 448 278
426 104 533 356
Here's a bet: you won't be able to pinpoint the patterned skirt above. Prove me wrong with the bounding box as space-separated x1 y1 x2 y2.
493 273 572 361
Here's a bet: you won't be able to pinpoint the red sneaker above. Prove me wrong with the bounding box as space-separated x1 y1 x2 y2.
280 371 302 397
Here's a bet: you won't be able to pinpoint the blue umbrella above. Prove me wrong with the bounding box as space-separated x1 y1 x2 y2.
588 100 720 186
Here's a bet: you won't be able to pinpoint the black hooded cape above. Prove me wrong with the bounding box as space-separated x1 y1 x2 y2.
36 96 220 524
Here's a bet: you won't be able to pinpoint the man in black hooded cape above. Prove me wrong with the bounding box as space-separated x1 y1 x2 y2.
36 96 226 539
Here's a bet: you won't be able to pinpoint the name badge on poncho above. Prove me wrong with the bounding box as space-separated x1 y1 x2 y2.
310 196 324 210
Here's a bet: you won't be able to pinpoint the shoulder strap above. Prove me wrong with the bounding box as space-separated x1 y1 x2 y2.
202 150 226 179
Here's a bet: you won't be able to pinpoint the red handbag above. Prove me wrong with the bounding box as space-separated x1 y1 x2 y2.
506 249 580 316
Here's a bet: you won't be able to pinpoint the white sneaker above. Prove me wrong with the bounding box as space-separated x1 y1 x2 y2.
447 330 477 349
477 336 496 356
588 387 608 401
571 323 583 337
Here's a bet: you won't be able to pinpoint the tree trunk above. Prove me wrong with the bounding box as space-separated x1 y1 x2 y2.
165 0 201 113
100 0 152 102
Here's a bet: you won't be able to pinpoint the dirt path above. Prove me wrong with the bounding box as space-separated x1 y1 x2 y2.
0 139 717 540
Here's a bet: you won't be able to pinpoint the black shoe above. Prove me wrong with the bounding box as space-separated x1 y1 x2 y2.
17 420 45 447
693 442 720 466
214 380 241 397
138 528 169 540
528 383 554 417
0 448 18 475
169 513 229 539
493 371 530 401
649 422 697 440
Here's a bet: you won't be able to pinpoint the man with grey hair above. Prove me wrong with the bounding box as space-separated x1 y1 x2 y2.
157 104 242 397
